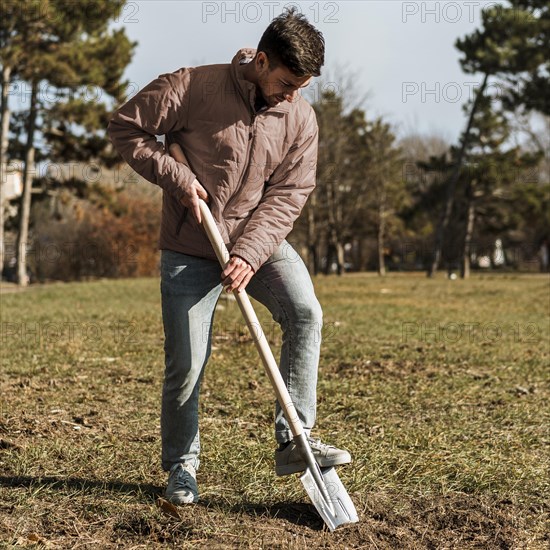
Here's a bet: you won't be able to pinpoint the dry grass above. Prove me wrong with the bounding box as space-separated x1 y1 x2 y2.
1 273 548 548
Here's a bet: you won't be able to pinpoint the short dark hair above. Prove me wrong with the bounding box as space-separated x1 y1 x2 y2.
257 8 325 77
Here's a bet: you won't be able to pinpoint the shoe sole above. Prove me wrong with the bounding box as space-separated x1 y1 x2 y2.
275 455 351 476
165 493 199 505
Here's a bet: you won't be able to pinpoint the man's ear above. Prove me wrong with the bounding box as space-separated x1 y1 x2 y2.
256 51 269 72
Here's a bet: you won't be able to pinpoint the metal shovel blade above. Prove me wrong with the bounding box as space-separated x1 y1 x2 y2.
300 466 359 531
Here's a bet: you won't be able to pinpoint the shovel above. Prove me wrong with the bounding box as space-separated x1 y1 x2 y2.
169 143 358 531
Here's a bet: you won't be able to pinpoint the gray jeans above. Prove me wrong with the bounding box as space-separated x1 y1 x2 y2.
160 241 322 471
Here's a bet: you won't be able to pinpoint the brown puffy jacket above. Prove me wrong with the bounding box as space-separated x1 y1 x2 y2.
107 48 319 272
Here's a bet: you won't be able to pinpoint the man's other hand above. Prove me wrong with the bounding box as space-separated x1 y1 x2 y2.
221 256 254 293
180 179 209 223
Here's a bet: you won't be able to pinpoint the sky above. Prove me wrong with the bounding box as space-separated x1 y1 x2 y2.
114 0 494 144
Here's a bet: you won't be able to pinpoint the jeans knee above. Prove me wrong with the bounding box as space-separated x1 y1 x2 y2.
293 297 323 331
164 347 206 393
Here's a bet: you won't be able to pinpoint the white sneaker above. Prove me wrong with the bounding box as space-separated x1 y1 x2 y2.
165 463 199 504
275 438 352 476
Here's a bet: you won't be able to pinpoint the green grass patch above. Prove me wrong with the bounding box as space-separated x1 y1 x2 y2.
1 273 548 548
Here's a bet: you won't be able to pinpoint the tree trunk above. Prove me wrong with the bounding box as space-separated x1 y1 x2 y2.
324 239 333 275
377 189 387 276
428 72 489 278
308 242 319 275
461 182 476 279
336 240 345 275
325 228 345 275
16 79 38 287
325 180 344 276
0 65 11 279
352 237 362 272
306 195 319 275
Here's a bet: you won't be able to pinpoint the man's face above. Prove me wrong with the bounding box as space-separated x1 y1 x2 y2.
255 53 312 108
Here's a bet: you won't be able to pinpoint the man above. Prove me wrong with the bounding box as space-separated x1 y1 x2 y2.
108 8 351 505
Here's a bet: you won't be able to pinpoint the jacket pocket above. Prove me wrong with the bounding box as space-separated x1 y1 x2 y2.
175 207 189 236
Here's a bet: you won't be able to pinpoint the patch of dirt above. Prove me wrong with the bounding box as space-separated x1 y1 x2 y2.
18 490 535 549
354 492 531 549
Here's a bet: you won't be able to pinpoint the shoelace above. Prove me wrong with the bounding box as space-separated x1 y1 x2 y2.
174 467 195 489
307 438 334 451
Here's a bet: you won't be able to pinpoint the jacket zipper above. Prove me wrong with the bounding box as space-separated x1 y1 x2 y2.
223 112 257 215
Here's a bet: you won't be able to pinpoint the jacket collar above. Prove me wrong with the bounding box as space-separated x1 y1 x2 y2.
230 48 291 114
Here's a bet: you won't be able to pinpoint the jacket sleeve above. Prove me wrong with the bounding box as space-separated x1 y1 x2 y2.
230 108 318 272
107 70 196 201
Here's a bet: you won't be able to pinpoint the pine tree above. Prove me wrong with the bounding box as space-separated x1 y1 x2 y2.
0 0 135 285
428 0 548 276
456 95 541 277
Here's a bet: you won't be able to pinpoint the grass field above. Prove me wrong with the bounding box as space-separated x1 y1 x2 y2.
1 273 548 548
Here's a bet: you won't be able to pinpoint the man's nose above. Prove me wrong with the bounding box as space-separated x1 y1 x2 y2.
284 89 298 102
